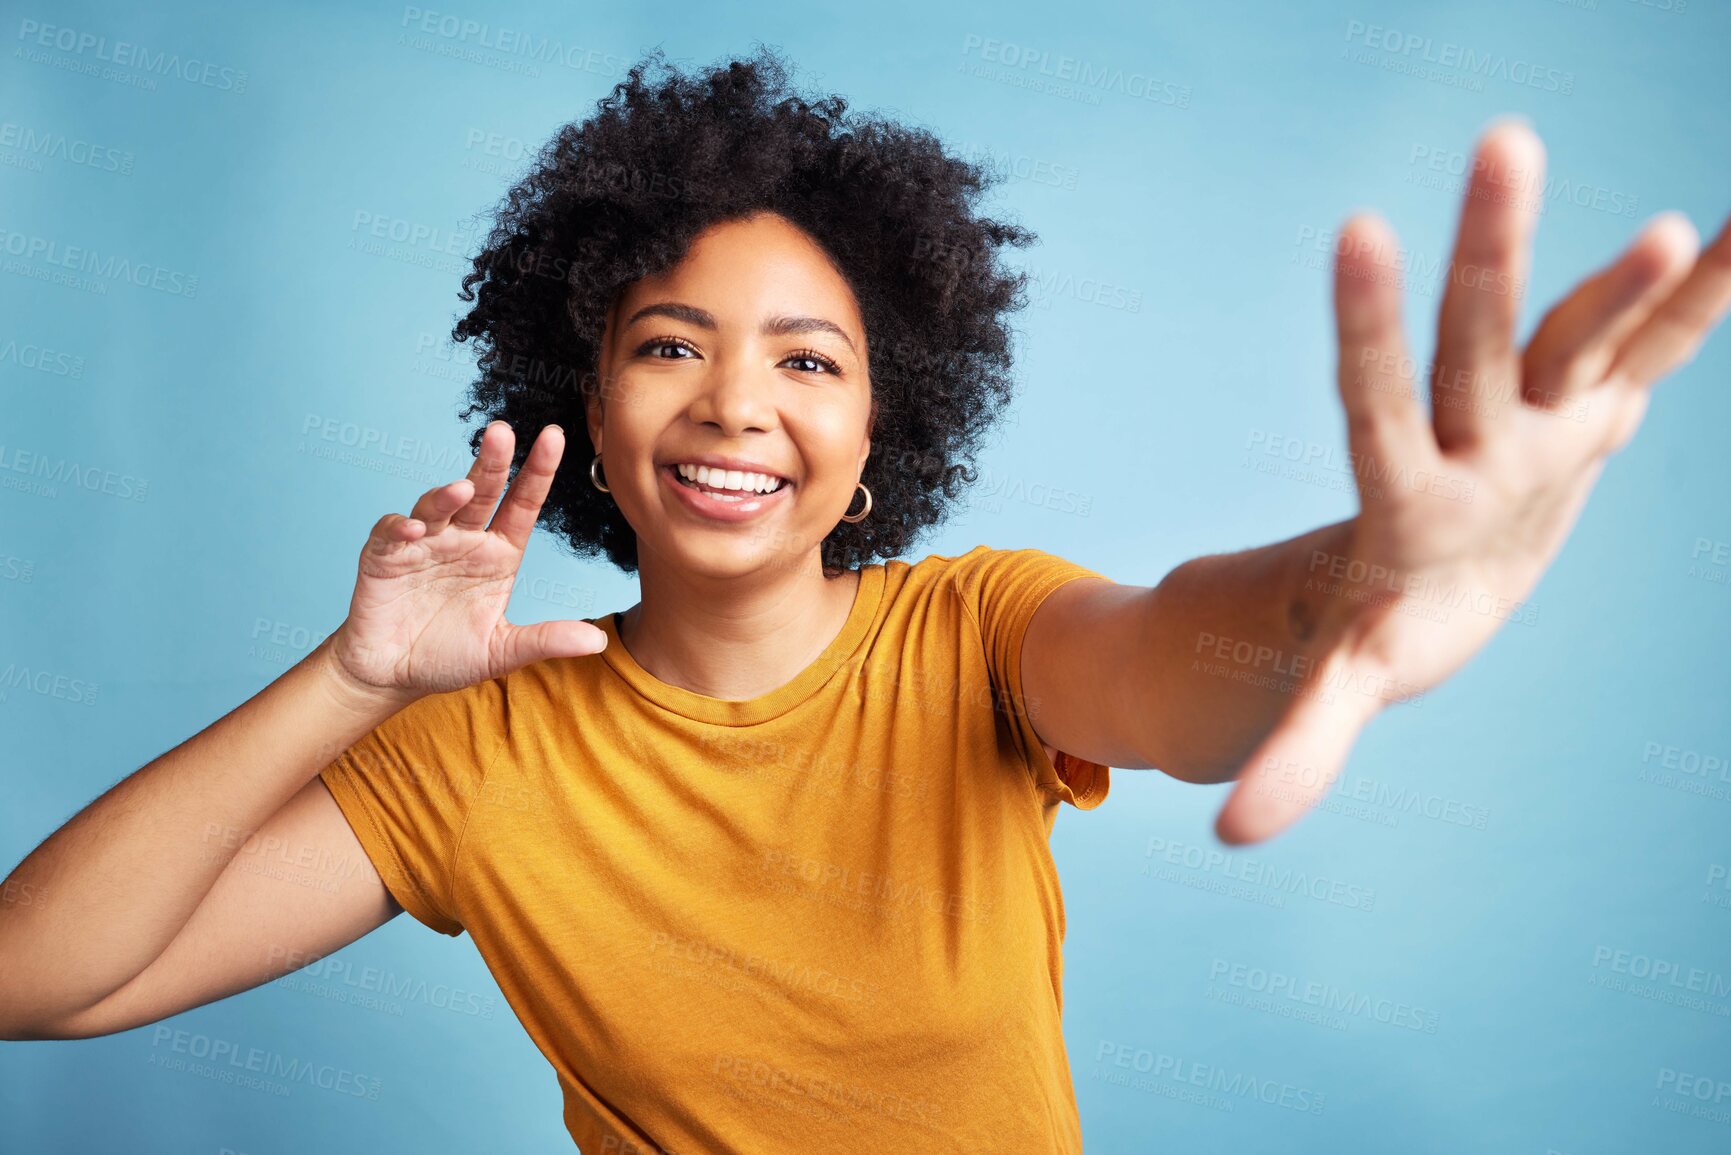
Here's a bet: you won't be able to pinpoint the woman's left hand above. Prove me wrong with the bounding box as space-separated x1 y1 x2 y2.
1216 118 1731 845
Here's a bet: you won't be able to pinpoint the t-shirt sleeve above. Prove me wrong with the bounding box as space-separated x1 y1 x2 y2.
317 675 507 936
947 544 1114 810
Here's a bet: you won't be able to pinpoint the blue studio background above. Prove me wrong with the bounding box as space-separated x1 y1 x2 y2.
3 1 1729 1152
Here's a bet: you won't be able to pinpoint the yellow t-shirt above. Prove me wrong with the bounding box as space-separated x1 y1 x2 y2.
319 543 1113 1153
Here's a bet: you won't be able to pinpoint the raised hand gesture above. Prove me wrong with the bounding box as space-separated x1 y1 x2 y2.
1216 118 1731 845
326 420 608 706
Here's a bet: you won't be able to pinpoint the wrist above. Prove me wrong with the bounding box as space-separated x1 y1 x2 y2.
308 631 417 720
1286 517 1420 717
1284 520 1362 644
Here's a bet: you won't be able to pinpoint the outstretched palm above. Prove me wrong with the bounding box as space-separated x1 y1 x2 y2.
1217 119 1731 845
330 421 608 702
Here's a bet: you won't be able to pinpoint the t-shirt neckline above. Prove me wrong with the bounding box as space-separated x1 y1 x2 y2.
595 565 886 725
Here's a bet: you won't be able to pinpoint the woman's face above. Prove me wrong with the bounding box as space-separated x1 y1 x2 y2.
586 210 874 580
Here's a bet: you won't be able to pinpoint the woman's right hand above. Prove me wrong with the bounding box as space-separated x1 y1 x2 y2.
326 420 608 704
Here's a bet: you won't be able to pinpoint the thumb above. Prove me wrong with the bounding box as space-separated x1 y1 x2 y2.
1213 673 1380 846
495 618 610 674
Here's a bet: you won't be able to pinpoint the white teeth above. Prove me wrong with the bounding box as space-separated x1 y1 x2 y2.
674 463 785 494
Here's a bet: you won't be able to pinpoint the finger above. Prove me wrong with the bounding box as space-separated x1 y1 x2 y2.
1521 212 1700 407
1606 209 1731 390
488 424 566 551
1430 118 1546 451
452 420 516 530
408 478 477 536
1213 660 1385 846
495 617 609 674
1332 212 1436 475
362 511 424 560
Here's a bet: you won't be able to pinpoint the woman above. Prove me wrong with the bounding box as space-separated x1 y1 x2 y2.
2 47 1727 1154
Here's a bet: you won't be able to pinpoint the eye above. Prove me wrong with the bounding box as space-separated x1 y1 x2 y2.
784 348 842 376
635 336 841 376
639 336 701 360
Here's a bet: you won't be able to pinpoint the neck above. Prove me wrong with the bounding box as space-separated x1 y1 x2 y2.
616 548 862 701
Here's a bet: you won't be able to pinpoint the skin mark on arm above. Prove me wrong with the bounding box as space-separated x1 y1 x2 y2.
1287 596 1319 643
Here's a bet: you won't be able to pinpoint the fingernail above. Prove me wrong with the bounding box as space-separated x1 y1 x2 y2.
1646 210 1699 248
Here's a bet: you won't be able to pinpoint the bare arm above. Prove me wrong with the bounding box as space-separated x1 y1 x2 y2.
1024 120 1731 845
1023 518 1368 785
0 639 410 1040
0 420 605 1040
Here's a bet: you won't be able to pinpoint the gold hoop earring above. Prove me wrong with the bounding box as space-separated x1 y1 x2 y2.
840 481 872 524
590 453 610 493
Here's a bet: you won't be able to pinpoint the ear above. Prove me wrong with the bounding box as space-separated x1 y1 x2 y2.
858 396 876 475
584 386 604 455
586 297 619 454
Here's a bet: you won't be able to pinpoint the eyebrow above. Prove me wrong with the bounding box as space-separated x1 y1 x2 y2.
623 301 858 355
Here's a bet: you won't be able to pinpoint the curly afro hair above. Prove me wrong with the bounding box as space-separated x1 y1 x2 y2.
452 43 1038 575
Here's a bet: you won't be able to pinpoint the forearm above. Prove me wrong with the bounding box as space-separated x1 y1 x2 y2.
0 635 408 1030
1139 516 1396 783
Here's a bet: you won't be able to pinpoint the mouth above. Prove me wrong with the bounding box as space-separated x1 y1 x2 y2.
665 462 790 500
659 462 793 521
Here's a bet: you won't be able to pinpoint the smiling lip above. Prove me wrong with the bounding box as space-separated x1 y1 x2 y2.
660 463 792 523
659 453 793 482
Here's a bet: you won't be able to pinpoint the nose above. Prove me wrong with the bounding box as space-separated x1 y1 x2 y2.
685 351 779 437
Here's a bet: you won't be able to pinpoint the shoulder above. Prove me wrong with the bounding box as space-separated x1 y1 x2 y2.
873 545 1111 640
884 543 1028 591
872 544 994 613
906 543 1109 605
